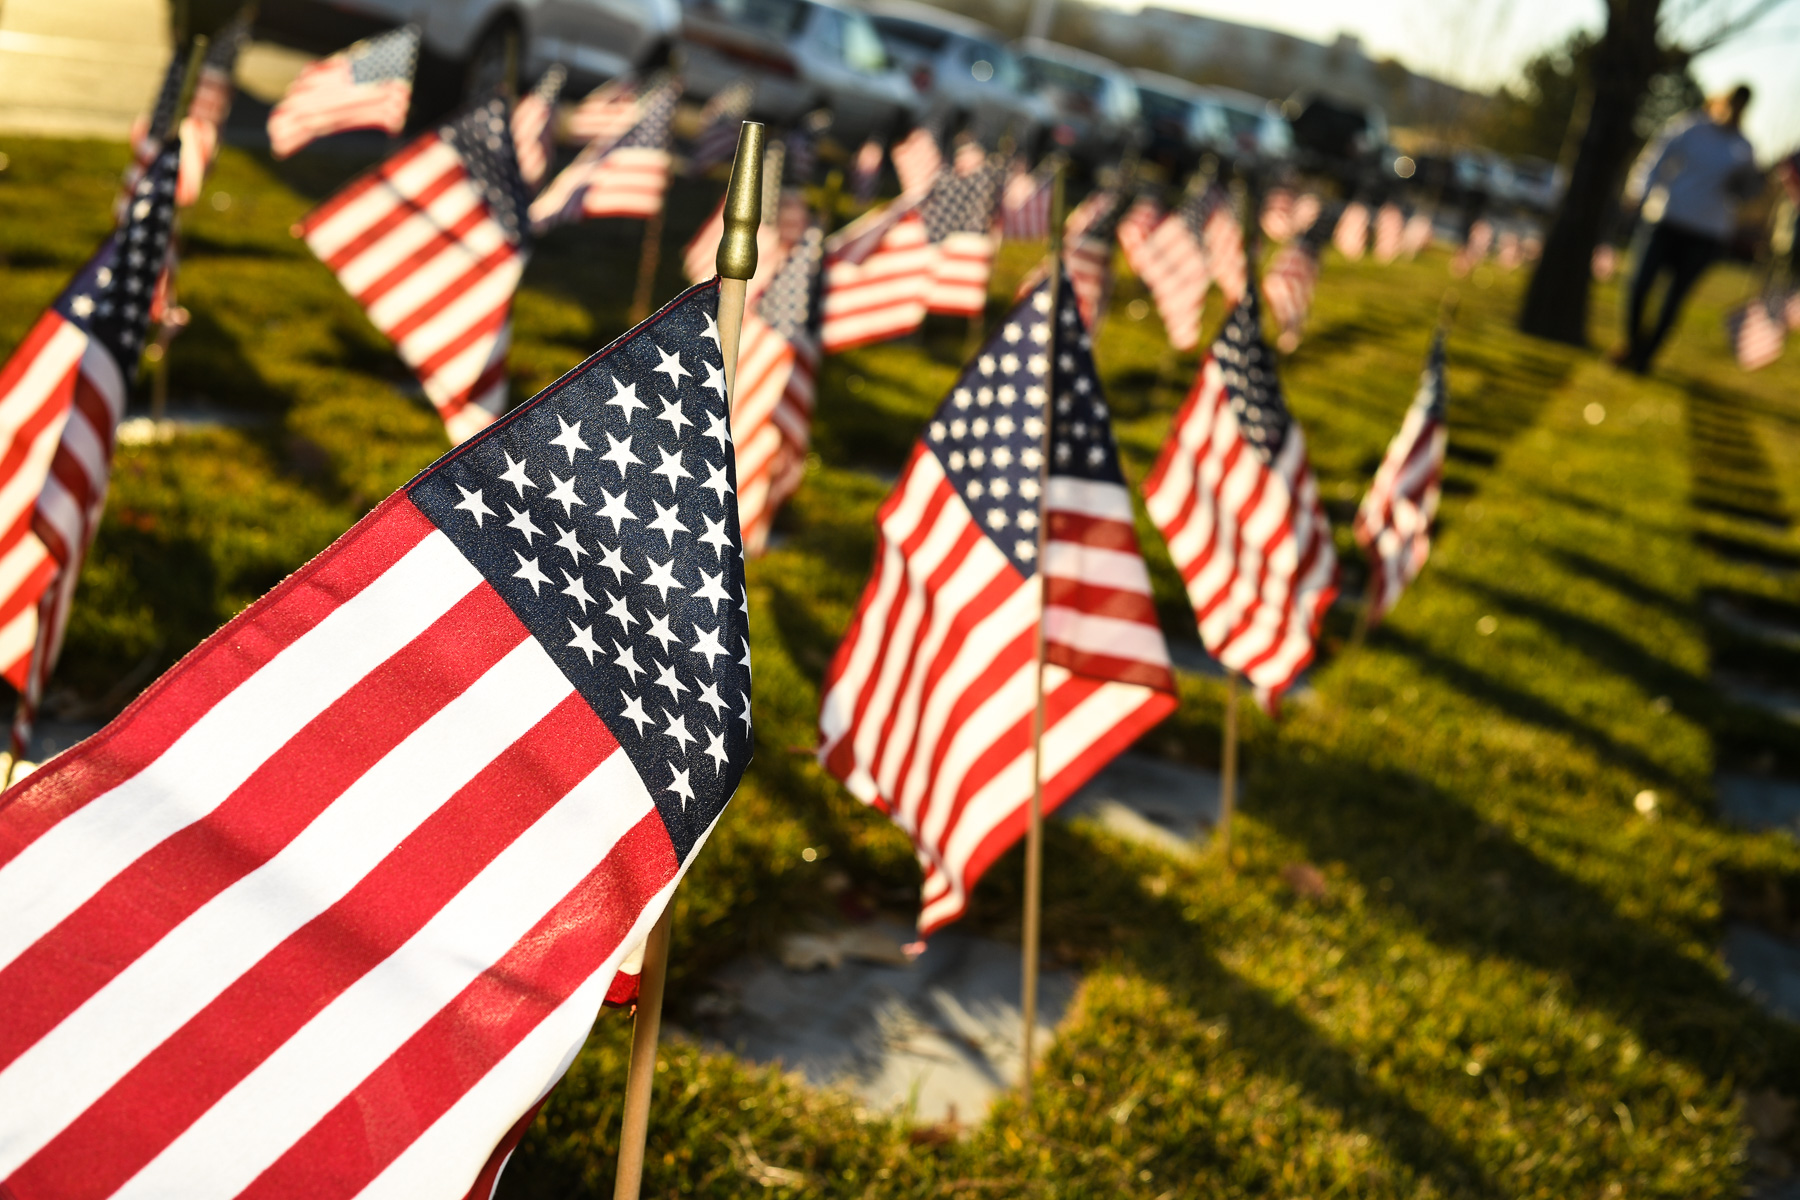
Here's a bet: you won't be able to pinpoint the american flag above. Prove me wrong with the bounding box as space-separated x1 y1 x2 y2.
784 121 819 190
1727 299 1786 371
1333 201 1369 260
118 48 186 219
530 79 678 230
0 148 180 753
267 24 419 160
734 223 825 554
1354 330 1447 625
1786 290 1800 332
301 97 531 445
1263 216 1329 353
1401 209 1434 258
511 65 568 188
176 9 253 206
564 74 639 146
818 195 934 353
818 275 1177 934
1143 287 1337 709
1132 186 1231 352
1065 188 1123 327
1495 228 1523 271
1202 194 1247 308
1001 157 1054 241
923 157 1004 318
0 279 752 1200
1591 243 1617 281
1372 202 1404 264
689 80 754 174
1115 193 1163 269
1451 218 1493 277
850 135 884 203
892 126 943 195
1263 190 1322 244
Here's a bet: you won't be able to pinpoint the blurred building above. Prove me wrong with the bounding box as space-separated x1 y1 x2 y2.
0 0 172 137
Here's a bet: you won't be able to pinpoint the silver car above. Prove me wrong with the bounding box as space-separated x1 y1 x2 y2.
677 0 917 143
1013 39 1141 171
865 1 1049 151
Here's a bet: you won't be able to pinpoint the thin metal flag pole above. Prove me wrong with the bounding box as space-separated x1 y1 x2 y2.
610 120 762 1200
1019 160 1064 1117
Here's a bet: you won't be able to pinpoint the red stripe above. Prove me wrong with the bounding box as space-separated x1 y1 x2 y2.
340 190 485 305
300 134 439 236
1046 643 1175 691
907 622 1035 842
415 303 509 381
1044 510 1139 554
237 809 677 1200
0 582 526 1076
0 496 435 869
7 689 616 1200
0 318 82 495
383 245 518 345
1044 577 1161 628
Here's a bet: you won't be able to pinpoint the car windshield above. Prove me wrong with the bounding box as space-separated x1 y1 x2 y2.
872 17 946 53
1022 55 1104 99
1220 106 1260 138
968 42 1021 88
840 9 890 72
711 0 809 36
1138 87 1189 124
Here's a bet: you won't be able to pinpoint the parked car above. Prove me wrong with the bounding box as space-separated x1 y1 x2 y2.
677 0 916 143
1509 155 1566 214
1129 68 1221 176
1013 39 1141 171
866 0 1049 151
1283 92 1387 182
1201 86 1293 168
256 0 681 121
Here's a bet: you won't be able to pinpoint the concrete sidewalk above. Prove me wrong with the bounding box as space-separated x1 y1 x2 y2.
0 0 171 138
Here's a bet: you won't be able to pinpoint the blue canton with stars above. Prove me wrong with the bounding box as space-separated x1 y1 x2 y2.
408 281 750 862
349 23 421 86
1212 287 1291 465
441 95 532 250
923 270 1125 576
74 144 180 376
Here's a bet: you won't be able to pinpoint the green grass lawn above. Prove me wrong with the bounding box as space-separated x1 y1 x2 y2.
3 134 1799 1198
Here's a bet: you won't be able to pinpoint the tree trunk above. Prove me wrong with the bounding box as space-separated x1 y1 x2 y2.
1518 0 1665 345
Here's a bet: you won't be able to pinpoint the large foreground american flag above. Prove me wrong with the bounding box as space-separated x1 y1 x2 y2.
819 274 1177 934
302 97 531 445
0 280 752 1200
818 196 933 353
1143 288 1337 709
1354 330 1447 625
267 24 419 160
530 79 678 229
733 222 825 555
0 149 180 745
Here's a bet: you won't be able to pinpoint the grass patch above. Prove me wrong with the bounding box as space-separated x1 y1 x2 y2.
4 132 1800 1196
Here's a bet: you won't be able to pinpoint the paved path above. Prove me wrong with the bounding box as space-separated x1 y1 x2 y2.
0 0 171 138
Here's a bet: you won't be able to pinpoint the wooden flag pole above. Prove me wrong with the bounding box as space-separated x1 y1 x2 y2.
1019 161 1065 1118
1218 672 1239 861
610 122 761 1200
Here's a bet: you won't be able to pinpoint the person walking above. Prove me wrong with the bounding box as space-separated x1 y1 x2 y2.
1613 85 1762 373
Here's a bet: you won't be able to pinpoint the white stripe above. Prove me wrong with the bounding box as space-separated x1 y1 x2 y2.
1046 476 1135 525
0 532 484 976
0 322 84 445
0 533 50 615
365 226 513 336
910 651 1035 853
116 743 657 1199
1043 606 1170 665
0 593 40 676
0 638 573 1178
1043 541 1153 595
333 183 484 298
306 141 464 261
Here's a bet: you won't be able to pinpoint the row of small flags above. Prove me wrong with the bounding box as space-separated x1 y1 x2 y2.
0 37 1471 1193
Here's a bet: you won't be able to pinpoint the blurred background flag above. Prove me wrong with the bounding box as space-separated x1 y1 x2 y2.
849 135 884 203
1333 200 1370 260
511 64 568 189
1354 330 1449 626
1001 157 1054 242
0 280 751 1200
119 47 186 216
818 195 933 353
1451 218 1494 278
267 23 419 160
681 141 785 287
734 222 825 555
301 97 530 444
1372 202 1405 264
1132 185 1223 351
922 155 1004 318
564 74 639 146
1263 216 1330 353
1143 287 1337 712
1402 207 1434 258
177 8 254 206
688 80 754 174
0 147 180 750
1064 187 1123 327
1202 187 1247 308
530 77 679 230
1726 297 1787 371
891 125 943 196
817 275 1175 935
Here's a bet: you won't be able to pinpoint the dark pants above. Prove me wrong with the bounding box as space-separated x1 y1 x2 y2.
1624 222 1724 370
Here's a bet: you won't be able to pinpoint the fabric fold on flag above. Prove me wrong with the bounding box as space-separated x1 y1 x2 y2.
301 95 532 444
268 24 419 160
1143 285 1337 711
1355 330 1448 625
530 78 678 231
818 272 1176 935
0 279 753 1200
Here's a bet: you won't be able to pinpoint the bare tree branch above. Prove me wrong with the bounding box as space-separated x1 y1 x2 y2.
1673 0 1797 55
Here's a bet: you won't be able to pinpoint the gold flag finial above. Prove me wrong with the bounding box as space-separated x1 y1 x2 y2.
716 122 765 281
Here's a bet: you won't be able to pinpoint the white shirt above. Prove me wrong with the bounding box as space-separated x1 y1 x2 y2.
1626 112 1758 241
